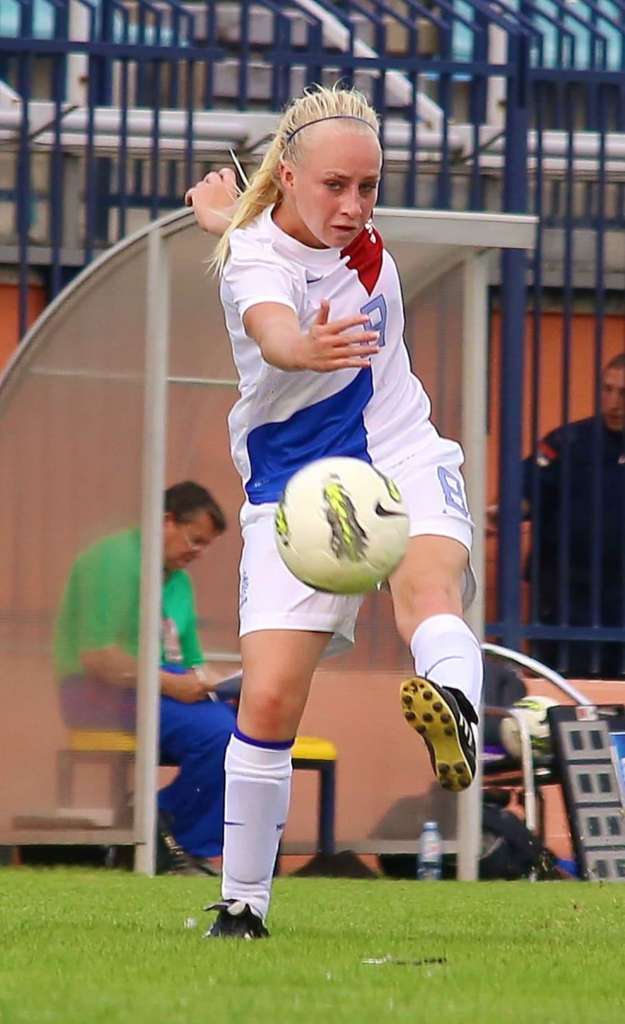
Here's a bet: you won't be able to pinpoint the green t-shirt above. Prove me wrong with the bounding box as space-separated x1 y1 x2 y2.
54 527 203 678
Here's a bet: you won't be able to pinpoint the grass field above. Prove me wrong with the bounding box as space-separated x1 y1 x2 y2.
2 869 625 1024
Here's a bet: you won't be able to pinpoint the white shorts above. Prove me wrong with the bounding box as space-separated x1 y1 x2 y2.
238 440 475 654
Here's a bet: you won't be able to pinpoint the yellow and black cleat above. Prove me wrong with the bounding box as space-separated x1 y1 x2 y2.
400 676 477 792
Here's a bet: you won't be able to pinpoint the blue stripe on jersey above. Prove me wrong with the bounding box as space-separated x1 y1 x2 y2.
245 368 373 504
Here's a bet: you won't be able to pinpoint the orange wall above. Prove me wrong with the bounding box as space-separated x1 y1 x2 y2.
0 281 47 372
2 287 622 632
4 284 620 500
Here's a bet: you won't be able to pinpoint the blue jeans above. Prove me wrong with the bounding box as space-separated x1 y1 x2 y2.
60 676 235 857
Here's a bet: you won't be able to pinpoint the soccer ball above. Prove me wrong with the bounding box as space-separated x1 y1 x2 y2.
274 457 409 594
499 695 559 759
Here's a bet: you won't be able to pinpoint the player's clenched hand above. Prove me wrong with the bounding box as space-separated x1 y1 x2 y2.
297 301 380 372
184 168 238 235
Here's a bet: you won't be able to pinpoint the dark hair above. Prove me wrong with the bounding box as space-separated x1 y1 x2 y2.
604 353 625 374
164 481 227 533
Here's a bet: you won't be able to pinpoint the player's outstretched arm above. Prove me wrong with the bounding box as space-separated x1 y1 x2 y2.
243 300 379 373
185 168 238 236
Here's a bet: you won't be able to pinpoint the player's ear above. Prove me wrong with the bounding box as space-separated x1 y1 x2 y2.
278 159 295 192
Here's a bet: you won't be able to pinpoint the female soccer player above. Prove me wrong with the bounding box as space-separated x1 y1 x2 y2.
186 86 482 939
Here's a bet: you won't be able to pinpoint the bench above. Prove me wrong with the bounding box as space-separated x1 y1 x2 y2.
58 730 337 856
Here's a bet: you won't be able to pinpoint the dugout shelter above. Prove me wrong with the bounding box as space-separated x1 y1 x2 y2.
0 205 535 876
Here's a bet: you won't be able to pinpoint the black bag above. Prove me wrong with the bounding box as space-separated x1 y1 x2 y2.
480 803 557 880
377 799 561 881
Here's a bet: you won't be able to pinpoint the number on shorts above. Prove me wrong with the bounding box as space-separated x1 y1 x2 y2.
360 295 387 348
437 466 470 518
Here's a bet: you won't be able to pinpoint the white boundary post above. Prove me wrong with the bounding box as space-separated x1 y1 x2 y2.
456 250 490 880
134 225 170 875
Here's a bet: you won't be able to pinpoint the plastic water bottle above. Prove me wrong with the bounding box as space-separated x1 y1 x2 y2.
417 821 442 880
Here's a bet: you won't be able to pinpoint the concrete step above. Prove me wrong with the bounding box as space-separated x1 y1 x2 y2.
210 59 419 106
180 3 438 57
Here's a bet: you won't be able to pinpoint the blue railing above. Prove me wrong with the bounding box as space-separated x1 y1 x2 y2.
2 0 625 675
0 0 530 306
519 3 625 677
4 0 624 69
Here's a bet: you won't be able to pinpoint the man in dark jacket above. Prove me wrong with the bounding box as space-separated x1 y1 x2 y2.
523 353 625 677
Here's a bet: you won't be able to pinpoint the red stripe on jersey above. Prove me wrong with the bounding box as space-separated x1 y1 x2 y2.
538 440 558 462
341 221 383 295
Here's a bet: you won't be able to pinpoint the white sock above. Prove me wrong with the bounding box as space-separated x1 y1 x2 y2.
221 732 293 923
409 613 483 710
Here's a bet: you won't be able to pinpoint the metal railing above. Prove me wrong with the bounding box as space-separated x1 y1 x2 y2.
0 1 529 320
2 1 625 675
500 3 625 675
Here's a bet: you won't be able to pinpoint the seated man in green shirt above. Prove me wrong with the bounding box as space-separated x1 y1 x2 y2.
54 481 236 873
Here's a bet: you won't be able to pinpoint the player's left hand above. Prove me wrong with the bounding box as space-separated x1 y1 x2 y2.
297 300 380 372
185 169 238 235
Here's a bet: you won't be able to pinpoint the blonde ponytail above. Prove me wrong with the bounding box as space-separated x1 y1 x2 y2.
210 83 380 274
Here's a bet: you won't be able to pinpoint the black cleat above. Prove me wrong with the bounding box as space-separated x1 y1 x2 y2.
203 900 269 940
400 676 478 792
156 813 206 876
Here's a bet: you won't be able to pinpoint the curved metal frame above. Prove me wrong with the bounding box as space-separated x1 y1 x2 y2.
482 641 590 868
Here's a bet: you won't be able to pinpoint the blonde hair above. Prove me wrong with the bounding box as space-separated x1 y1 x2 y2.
210 84 380 274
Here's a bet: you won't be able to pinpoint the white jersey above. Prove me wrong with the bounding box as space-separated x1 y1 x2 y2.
221 205 443 506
